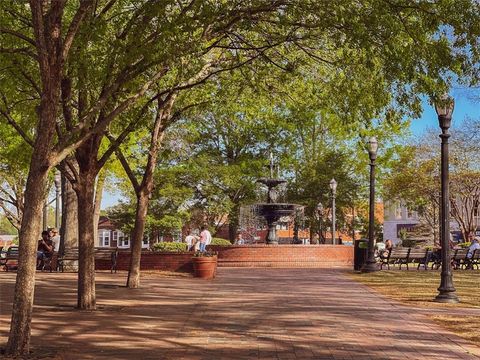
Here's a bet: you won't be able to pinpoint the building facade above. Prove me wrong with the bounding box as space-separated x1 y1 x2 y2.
383 201 420 244
97 217 150 249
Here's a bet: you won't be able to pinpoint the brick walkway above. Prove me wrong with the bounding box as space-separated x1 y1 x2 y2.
0 269 479 359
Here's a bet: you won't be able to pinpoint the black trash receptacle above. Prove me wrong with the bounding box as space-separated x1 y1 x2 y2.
354 239 368 271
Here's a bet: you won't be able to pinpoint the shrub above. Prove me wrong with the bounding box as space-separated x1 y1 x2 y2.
193 250 218 257
152 242 187 252
210 238 232 246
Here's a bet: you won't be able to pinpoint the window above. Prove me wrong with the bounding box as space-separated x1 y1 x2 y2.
406 208 415 220
117 231 129 248
395 202 402 219
474 200 479 217
98 230 110 247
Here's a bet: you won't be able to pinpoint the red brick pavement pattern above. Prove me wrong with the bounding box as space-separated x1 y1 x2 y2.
0 269 479 359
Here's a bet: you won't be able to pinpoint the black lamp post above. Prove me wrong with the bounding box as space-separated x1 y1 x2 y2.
362 136 379 272
316 202 324 244
434 94 459 303
329 178 337 245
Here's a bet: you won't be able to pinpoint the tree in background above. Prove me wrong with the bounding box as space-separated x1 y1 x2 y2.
384 118 480 244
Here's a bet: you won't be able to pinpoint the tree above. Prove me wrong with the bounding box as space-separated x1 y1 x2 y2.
2 0 480 355
383 146 440 244
384 120 480 243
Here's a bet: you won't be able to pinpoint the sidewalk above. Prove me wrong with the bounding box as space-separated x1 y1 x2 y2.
0 269 479 359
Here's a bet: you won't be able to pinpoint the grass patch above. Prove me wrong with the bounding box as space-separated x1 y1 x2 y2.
430 315 480 345
349 270 480 308
349 270 480 346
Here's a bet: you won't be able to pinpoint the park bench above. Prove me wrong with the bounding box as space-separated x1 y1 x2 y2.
452 248 469 270
380 248 410 270
57 247 118 273
469 249 479 270
407 248 429 270
2 246 19 271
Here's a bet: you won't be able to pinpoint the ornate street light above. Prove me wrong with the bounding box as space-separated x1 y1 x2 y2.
362 136 379 272
329 178 337 245
434 94 459 303
316 202 324 244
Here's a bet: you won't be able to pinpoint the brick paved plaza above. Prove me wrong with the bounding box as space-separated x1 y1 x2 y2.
1 269 479 359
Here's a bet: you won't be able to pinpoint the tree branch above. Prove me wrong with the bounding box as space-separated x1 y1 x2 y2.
0 105 34 147
62 0 94 60
110 140 141 193
0 27 36 46
50 67 169 166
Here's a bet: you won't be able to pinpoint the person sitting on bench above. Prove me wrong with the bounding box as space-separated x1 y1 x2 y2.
37 230 55 269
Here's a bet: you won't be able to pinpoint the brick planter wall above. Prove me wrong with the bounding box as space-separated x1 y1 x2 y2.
209 245 353 268
95 245 353 271
95 251 194 272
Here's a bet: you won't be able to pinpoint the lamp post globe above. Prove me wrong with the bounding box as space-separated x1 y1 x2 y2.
329 179 337 245
362 136 379 272
434 94 459 303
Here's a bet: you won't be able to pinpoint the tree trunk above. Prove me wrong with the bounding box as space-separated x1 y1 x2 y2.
60 174 79 255
93 170 106 245
124 96 174 288
228 202 240 242
127 192 150 288
75 176 97 309
5 168 50 356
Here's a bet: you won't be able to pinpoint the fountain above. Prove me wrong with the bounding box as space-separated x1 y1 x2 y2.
255 153 297 244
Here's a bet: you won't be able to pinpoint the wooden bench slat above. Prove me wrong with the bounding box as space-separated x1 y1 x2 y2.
57 247 118 273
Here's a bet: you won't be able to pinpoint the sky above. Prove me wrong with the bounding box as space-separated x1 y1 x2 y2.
409 87 479 136
100 88 479 210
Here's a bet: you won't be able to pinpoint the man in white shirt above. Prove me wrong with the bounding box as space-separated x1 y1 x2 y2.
184 229 198 251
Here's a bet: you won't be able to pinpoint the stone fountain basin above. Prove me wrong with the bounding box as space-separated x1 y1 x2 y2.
256 203 296 218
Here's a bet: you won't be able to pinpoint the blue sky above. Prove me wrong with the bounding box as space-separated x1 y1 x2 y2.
409 87 479 136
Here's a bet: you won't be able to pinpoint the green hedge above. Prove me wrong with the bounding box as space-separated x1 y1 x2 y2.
152 242 187 252
210 238 232 246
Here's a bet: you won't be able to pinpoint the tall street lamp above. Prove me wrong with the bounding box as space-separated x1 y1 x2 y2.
316 202 324 244
54 170 62 228
434 94 459 303
329 178 337 245
362 136 379 272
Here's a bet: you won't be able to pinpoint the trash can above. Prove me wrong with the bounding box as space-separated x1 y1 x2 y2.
354 239 368 271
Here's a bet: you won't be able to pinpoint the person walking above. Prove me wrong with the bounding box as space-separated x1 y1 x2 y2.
199 226 212 252
184 229 198 251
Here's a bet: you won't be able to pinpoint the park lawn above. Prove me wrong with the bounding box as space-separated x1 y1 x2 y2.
431 315 480 345
349 270 480 307
349 270 480 345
